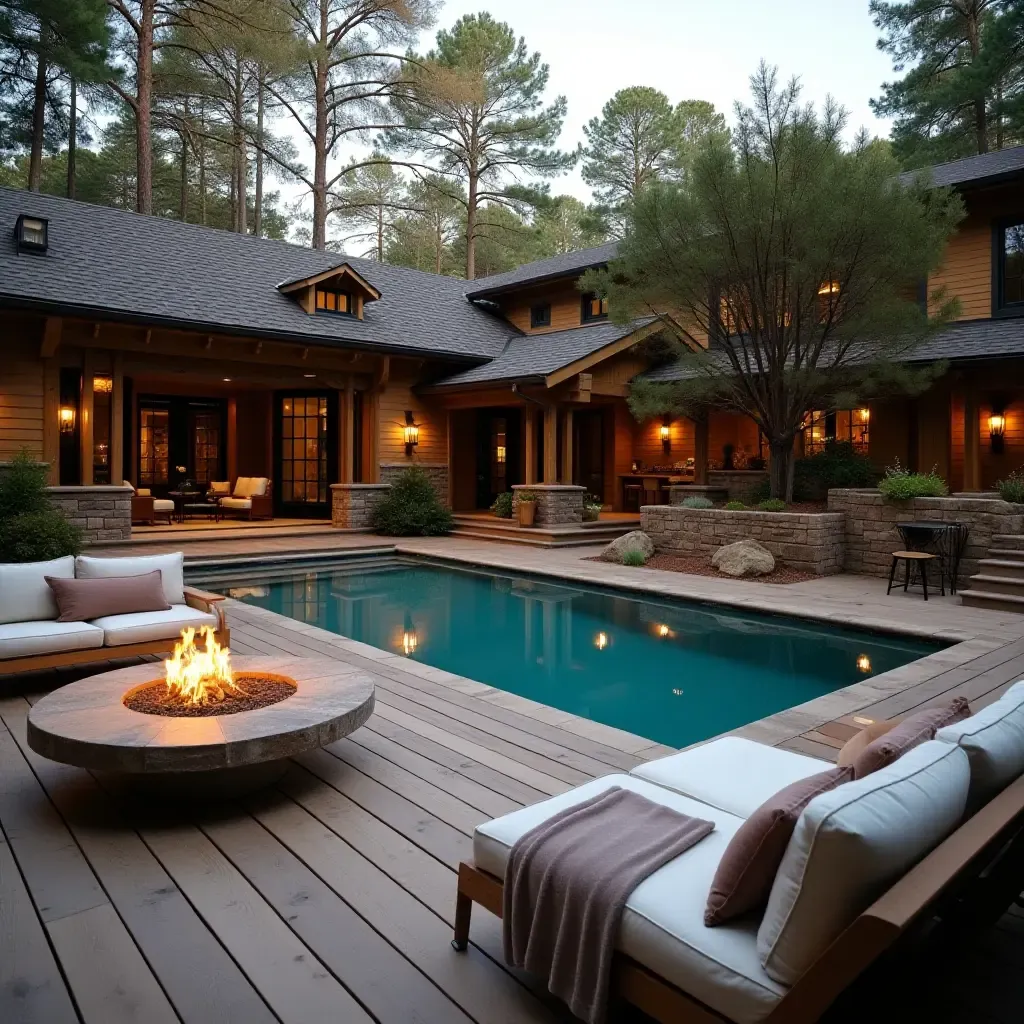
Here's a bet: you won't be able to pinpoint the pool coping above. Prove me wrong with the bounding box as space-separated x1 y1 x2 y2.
192 545 1024 757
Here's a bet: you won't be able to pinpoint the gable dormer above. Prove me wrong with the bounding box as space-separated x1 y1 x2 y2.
278 262 381 320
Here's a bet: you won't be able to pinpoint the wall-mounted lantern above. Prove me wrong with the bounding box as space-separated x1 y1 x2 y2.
989 411 1006 454
58 405 76 434
403 410 419 456
660 417 671 454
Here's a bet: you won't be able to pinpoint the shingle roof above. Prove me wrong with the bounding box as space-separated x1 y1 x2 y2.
0 187 514 362
898 145 1024 189
427 317 657 387
463 242 619 299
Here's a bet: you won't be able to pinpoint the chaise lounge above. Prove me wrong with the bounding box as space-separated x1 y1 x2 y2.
454 688 1024 1024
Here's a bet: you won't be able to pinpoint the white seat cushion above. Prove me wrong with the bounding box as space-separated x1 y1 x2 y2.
0 556 75 624
250 477 269 497
475 775 786 1024
90 605 219 646
220 497 252 510
232 476 253 497
0 620 104 658
936 681 1024 808
76 552 185 605
758 740 969 985
153 499 175 512
631 737 829 819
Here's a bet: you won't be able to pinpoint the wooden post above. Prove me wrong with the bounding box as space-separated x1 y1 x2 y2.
694 415 709 485
110 352 124 485
523 408 536 484
226 398 238 482
446 409 455 507
543 405 558 484
963 390 981 492
42 358 59 484
366 390 381 483
80 350 95 485
561 407 574 485
341 380 355 484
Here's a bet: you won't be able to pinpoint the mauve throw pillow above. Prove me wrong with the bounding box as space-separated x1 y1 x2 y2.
704 766 853 927
45 571 171 622
836 719 897 768
851 697 971 780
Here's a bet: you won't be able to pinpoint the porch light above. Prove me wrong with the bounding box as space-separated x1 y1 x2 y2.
58 405 76 433
595 631 609 650
496 445 506 464
14 213 48 253
856 654 872 674
989 412 1006 454
403 411 419 455
660 418 671 453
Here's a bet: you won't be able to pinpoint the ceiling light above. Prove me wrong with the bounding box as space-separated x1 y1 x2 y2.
303 373 316 378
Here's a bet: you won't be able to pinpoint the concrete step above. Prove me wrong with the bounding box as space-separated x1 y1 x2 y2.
989 534 1024 550
965 574 1024 598
986 548 1024 564
960 589 1024 614
450 527 624 549
978 559 1024 580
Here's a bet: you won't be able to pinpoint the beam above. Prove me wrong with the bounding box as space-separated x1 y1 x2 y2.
80 351 95 485
693 415 709 486
110 352 124 485
42 358 59 484
40 316 61 357
543 405 558 484
523 408 536 484
963 390 981 491
341 380 355 484
561 407 574 485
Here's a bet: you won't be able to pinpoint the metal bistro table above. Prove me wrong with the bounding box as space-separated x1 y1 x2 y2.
167 489 201 523
896 521 970 595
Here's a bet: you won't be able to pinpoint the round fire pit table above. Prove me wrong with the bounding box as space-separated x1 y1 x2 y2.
27 656 375 798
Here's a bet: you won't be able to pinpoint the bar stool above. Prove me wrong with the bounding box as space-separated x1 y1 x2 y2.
642 477 663 506
623 483 643 512
887 550 943 601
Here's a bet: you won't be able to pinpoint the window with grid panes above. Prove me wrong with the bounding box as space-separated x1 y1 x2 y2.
139 408 169 487
280 396 329 503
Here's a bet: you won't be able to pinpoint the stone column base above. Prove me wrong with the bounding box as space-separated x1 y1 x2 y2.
512 484 586 525
48 485 133 543
331 483 391 530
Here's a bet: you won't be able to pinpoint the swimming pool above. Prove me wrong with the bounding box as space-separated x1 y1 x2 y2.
207 558 943 748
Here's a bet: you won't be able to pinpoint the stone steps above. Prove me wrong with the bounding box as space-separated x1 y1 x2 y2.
450 515 638 549
960 589 1024 613
962 533 1024 612
978 558 1024 580
964 573 1024 597
986 548 1024 564
990 534 1024 550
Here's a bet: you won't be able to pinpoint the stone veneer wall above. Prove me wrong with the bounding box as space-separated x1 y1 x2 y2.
668 485 729 505
48 485 133 544
331 483 391 530
642 505 845 575
706 470 769 501
512 484 585 525
379 462 450 506
827 489 1024 585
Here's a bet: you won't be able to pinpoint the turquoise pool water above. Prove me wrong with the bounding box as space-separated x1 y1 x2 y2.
211 559 943 748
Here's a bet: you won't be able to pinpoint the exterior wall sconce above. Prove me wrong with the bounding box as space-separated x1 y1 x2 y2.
14 214 48 254
660 418 671 454
989 412 1006 454
403 411 419 456
59 406 76 433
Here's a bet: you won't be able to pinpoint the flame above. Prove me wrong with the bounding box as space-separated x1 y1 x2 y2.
163 626 246 706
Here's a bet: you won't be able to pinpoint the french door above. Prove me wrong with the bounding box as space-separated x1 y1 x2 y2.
275 392 338 518
137 397 225 495
475 408 522 509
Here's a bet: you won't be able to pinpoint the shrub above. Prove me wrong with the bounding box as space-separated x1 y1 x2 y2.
877 458 948 502
746 479 772 505
0 449 82 562
793 440 876 501
723 500 747 510
583 493 603 522
491 491 514 518
622 548 647 567
680 495 714 509
371 467 454 536
757 498 788 512
996 469 1024 504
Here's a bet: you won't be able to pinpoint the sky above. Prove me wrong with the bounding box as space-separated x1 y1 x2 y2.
279 0 899 231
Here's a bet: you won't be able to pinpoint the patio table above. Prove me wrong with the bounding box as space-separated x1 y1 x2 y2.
168 489 201 523
896 521 970 594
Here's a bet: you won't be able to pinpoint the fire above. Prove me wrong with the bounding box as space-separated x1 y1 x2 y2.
163 626 246 706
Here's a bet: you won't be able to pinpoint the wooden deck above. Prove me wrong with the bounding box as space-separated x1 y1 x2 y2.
2 600 1023 1024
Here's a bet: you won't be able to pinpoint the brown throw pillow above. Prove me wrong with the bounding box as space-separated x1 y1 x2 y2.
851 697 971 779
836 719 897 768
704 766 853 927
45 571 171 622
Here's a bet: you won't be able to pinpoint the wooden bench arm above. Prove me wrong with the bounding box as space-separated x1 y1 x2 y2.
183 586 228 634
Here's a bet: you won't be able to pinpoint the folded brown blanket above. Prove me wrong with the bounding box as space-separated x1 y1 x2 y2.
503 786 714 1024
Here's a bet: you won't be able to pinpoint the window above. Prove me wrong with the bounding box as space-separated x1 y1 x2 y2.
314 288 352 315
92 376 113 484
581 293 608 323
191 412 221 486
801 408 870 454
280 395 329 504
530 303 551 328
139 408 169 488
997 220 1024 313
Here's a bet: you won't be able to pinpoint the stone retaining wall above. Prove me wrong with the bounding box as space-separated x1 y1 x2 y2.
642 505 845 575
827 489 1024 584
707 470 769 501
331 483 391 530
379 462 450 506
668 485 729 505
48 485 133 544
512 484 585 525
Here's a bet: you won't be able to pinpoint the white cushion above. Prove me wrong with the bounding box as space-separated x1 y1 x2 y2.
75 552 185 605
90 605 219 646
232 476 253 497
630 737 829 819
0 620 104 658
0 556 75 624
936 681 1024 808
475 775 786 1024
137 487 152 497
209 481 231 495
758 740 969 985
220 497 252 510
250 477 269 497
153 499 175 512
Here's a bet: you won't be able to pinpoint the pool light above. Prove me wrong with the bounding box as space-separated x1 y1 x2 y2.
402 631 418 656
856 654 872 673
595 632 608 650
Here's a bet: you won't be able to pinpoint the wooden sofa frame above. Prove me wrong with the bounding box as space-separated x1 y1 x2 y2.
0 587 229 677
452 773 1024 1024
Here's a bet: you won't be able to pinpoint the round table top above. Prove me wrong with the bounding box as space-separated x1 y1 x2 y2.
27 656 375 774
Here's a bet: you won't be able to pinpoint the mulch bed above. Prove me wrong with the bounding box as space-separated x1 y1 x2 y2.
587 554 818 585
123 673 296 718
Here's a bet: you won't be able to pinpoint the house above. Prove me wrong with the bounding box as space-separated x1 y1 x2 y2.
1 145 1022 529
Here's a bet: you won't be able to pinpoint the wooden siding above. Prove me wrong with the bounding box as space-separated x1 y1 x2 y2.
379 377 447 464
633 415 696 467
0 337 45 461
498 283 587 335
708 412 759 467
589 350 648 394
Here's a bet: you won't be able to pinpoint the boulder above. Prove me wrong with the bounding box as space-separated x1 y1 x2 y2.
600 530 655 564
712 538 775 578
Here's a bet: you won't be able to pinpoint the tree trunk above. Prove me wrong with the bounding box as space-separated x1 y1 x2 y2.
198 108 207 226
28 46 46 191
136 0 155 214
234 57 247 233
768 437 794 502
178 132 188 221
311 1 329 249
254 72 264 237
67 78 77 198
465 171 477 280
377 203 384 261
966 12 987 154
435 221 442 275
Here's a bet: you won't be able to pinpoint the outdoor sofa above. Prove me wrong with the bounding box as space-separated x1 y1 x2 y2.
0 551 228 675
454 688 1024 1024
209 477 273 520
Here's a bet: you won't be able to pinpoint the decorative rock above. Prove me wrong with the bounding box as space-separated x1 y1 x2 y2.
600 530 655 564
712 539 775 577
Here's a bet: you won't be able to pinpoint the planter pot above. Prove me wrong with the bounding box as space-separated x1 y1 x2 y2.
517 501 537 527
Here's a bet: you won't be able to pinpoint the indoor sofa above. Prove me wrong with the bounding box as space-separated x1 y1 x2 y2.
454 686 1024 1024
0 551 228 675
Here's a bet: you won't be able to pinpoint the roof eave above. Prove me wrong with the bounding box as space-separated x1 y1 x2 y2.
418 373 547 394
465 262 609 301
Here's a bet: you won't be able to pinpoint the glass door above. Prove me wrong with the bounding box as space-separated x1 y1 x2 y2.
475 408 522 508
139 406 170 491
276 392 337 517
